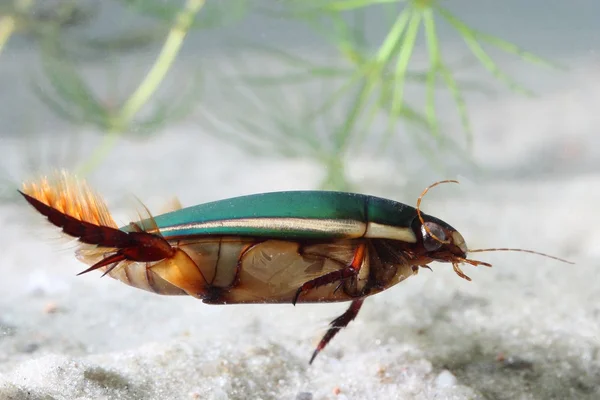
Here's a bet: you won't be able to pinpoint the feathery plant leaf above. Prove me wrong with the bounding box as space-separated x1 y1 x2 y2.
235 0 561 190
250 0 559 175
323 0 405 11
135 72 204 136
435 6 560 70
5 0 559 192
389 7 421 131
35 39 112 129
422 8 440 140
0 0 93 58
26 0 207 175
77 0 207 175
82 29 165 53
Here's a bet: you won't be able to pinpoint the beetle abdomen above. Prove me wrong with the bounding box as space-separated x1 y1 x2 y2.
140 238 360 303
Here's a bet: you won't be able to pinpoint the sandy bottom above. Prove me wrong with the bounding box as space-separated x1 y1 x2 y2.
0 59 599 399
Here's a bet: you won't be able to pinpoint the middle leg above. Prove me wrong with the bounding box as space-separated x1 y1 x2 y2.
293 242 366 305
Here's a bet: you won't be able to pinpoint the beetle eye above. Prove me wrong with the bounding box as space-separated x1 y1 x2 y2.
421 222 447 251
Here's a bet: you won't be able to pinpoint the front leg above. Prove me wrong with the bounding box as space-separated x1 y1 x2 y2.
310 298 365 364
293 242 366 305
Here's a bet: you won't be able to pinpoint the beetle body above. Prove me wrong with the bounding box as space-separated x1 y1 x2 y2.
18 173 494 363
86 191 456 305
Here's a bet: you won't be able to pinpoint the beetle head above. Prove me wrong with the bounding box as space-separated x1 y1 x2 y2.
413 180 493 281
418 217 467 259
412 214 490 281
413 180 572 281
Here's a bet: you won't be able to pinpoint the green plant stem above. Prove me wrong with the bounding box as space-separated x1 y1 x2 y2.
390 8 421 121
78 0 205 175
118 0 204 124
320 155 351 191
0 0 35 55
422 8 439 138
0 16 16 55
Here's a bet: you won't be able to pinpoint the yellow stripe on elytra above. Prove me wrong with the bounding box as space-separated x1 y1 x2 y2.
364 222 417 243
160 217 416 243
160 218 367 237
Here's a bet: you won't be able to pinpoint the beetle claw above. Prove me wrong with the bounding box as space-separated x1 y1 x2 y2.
292 287 303 306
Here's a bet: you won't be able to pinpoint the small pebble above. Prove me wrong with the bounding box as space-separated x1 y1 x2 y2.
19 342 39 353
207 388 228 400
44 302 59 314
0 321 17 337
295 392 313 400
501 356 534 370
435 369 457 387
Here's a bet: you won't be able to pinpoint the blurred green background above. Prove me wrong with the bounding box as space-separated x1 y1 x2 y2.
0 0 595 198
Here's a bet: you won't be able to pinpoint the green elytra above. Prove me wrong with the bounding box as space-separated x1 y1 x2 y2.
131 191 456 241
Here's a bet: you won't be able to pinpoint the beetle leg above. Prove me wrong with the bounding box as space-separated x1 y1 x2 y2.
293 243 366 305
310 298 364 364
76 252 126 276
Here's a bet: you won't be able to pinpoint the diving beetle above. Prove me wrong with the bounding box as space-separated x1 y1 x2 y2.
18 172 571 364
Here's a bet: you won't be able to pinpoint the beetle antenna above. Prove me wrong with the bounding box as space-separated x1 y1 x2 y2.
416 180 459 245
468 248 574 264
